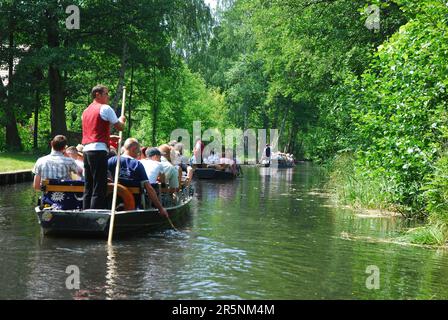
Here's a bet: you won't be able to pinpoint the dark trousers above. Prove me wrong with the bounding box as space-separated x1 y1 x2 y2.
83 151 108 210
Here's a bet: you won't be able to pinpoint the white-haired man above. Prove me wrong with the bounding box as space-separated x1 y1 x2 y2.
107 138 168 218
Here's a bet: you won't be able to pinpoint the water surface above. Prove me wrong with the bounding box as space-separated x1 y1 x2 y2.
0 164 447 299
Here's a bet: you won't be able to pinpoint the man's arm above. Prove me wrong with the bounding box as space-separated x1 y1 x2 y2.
101 105 126 131
144 182 169 218
70 160 83 177
33 175 42 191
113 116 126 131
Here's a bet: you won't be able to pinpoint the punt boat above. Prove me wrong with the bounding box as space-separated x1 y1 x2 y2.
34 179 194 238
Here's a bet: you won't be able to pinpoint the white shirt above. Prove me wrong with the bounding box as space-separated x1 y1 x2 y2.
33 151 79 180
219 158 234 165
140 159 164 184
205 154 220 164
83 104 119 152
160 157 179 188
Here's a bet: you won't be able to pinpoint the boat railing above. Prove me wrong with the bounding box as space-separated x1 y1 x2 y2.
39 179 193 212
141 181 193 210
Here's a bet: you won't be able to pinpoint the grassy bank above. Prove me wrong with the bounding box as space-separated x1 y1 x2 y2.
0 152 39 173
325 153 398 213
399 152 448 246
326 152 448 246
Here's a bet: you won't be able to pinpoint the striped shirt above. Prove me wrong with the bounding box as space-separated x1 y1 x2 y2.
33 151 79 180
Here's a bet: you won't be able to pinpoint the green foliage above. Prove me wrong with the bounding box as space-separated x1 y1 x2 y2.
327 152 397 210
404 150 448 245
345 0 448 215
132 63 228 147
0 0 216 151
189 0 448 239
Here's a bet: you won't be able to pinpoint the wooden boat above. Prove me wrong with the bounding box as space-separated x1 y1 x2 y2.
258 159 295 169
34 179 194 238
193 164 240 180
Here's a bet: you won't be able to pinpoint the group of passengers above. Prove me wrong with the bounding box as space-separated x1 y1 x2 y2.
271 151 296 166
259 143 295 166
139 141 194 189
33 136 193 191
202 148 239 176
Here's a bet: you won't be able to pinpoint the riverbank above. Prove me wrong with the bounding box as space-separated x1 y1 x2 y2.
0 153 38 173
0 153 38 185
326 153 448 247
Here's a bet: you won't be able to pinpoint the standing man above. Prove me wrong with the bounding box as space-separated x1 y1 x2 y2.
262 143 271 165
82 85 126 209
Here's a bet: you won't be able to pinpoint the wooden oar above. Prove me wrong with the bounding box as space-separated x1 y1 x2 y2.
167 215 178 232
105 245 117 299
108 86 126 245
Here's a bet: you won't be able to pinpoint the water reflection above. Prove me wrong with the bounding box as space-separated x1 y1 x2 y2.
1 166 448 299
105 245 117 300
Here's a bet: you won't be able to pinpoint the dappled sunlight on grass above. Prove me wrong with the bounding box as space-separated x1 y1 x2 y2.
0 153 39 173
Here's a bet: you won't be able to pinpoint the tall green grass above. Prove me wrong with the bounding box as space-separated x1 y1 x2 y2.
326 152 448 246
401 153 448 245
326 152 397 211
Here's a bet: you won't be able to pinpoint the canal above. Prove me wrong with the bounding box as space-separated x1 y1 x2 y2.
0 164 447 299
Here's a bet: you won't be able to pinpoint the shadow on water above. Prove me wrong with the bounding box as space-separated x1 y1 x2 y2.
1 164 448 299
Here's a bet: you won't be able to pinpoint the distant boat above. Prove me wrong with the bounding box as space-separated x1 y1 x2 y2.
34 179 194 238
193 164 240 180
258 159 295 168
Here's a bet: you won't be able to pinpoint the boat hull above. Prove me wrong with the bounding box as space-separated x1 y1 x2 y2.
194 168 236 180
35 201 191 238
258 161 295 168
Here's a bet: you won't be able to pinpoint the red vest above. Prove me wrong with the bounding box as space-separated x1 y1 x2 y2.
82 102 110 147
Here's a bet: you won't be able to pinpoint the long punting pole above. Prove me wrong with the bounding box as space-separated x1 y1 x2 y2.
108 86 126 245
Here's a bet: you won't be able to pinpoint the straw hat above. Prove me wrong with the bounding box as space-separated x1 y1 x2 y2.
76 144 84 154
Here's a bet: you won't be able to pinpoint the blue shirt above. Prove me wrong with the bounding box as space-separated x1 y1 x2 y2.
108 155 148 182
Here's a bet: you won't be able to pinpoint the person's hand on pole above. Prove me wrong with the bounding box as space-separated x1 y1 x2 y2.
114 116 126 131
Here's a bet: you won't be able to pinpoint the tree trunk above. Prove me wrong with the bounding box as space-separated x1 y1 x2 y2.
127 62 135 137
32 69 44 150
111 42 129 112
278 104 290 150
33 90 40 150
151 65 158 146
48 65 67 137
4 23 22 151
284 123 295 153
47 12 67 137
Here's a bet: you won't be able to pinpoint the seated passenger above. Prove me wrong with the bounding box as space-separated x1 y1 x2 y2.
219 150 237 175
168 140 178 147
219 151 235 166
205 149 220 164
139 146 148 161
191 137 204 164
108 138 168 217
158 144 181 189
140 147 165 184
65 146 84 180
33 135 82 191
173 142 193 184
